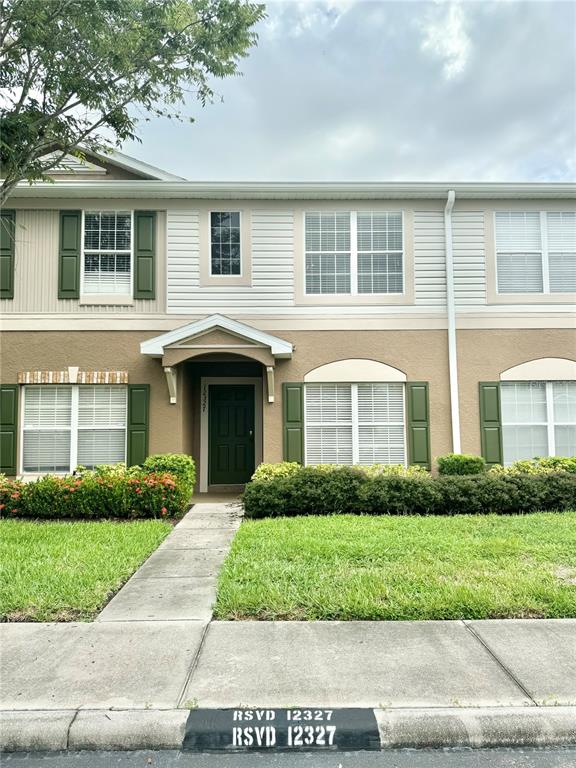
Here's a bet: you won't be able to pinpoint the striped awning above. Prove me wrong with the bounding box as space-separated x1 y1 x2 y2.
17 369 128 384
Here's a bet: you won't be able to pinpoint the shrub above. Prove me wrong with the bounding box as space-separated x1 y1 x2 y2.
251 462 301 482
360 474 439 515
437 453 487 475
243 465 368 518
143 454 195 503
363 463 430 478
0 464 190 520
490 457 576 475
241 462 576 518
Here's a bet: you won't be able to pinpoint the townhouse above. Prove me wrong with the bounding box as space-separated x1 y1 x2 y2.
1 152 574 491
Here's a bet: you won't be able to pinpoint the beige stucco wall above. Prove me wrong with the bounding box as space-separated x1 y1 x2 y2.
3 327 574 478
0 331 184 463
263 329 452 463
458 329 576 456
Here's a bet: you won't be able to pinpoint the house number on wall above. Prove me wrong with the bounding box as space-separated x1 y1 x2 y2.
201 384 207 413
183 708 380 751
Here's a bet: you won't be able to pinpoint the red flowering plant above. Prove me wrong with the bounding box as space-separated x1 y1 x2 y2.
0 474 25 516
0 456 190 520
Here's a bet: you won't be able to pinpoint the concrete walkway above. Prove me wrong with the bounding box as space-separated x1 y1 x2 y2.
97 502 240 622
1 502 575 752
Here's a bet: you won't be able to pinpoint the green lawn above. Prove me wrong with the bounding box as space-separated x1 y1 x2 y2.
0 520 171 621
214 513 576 621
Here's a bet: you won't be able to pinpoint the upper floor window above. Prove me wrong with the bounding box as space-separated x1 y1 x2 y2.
211 212 241 275
501 381 576 464
22 385 127 473
83 211 132 295
495 211 576 294
305 211 403 295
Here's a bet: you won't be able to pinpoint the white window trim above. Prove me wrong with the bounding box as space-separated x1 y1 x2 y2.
501 380 576 463
209 210 243 278
19 385 128 476
304 210 405 297
80 209 134 299
303 382 407 466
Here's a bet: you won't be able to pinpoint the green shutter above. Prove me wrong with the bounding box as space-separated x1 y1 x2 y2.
127 384 149 466
407 382 431 469
134 211 156 299
479 382 502 466
58 210 81 299
0 210 15 300
283 382 304 464
0 385 18 475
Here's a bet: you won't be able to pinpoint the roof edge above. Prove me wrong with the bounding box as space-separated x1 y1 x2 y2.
10 180 575 199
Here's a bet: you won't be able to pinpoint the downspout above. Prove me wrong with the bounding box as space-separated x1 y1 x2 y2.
444 189 461 454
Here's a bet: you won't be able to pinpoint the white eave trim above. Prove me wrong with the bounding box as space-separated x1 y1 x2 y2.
9 181 576 199
89 149 186 181
140 314 293 359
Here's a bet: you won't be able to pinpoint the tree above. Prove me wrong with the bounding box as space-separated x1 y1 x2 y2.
0 0 265 203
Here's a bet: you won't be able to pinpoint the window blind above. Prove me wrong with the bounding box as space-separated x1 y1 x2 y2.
305 382 406 466
501 381 576 464
357 212 403 294
22 385 127 473
547 212 576 293
83 211 132 295
496 211 575 294
305 213 351 294
78 386 127 468
22 386 72 472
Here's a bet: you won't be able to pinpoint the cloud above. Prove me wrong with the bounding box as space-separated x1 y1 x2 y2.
419 1 472 79
123 0 575 182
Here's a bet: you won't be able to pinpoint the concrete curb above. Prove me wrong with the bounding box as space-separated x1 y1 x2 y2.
2 707 575 752
375 707 576 749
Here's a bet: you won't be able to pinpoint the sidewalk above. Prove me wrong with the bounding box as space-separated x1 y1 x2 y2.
1 503 575 752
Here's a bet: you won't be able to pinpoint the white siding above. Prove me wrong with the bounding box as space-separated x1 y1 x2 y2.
166 209 294 313
452 210 486 306
414 211 446 306
166 209 200 310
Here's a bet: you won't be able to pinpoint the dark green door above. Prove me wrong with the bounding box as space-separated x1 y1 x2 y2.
209 385 255 485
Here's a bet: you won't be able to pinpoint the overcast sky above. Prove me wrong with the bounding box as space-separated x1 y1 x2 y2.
124 0 575 182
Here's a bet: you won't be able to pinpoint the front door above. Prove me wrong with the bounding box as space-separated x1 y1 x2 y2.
208 385 255 485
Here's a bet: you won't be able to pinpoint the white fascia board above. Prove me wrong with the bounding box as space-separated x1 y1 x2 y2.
140 314 293 358
10 181 576 199
89 149 186 181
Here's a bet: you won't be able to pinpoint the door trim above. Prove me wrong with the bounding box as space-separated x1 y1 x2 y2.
200 377 263 493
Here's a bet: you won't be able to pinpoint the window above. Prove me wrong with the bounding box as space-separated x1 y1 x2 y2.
357 212 403 293
305 213 351 294
305 211 404 295
495 211 576 294
304 383 405 465
210 212 241 275
83 211 132 295
501 381 576 464
22 386 127 473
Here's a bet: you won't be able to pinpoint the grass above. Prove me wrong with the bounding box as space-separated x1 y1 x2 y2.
0 519 171 621
214 513 576 621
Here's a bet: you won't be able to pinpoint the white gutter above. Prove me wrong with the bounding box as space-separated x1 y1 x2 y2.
8 181 576 200
444 189 461 454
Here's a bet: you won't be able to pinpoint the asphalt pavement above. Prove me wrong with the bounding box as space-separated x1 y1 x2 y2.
2 748 576 767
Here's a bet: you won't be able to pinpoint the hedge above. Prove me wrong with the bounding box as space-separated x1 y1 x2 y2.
0 454 196 520
242 462 576 518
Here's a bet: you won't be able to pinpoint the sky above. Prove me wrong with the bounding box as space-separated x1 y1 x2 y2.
124 0 576 182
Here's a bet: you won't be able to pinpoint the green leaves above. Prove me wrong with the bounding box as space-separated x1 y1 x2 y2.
0 0 266 201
